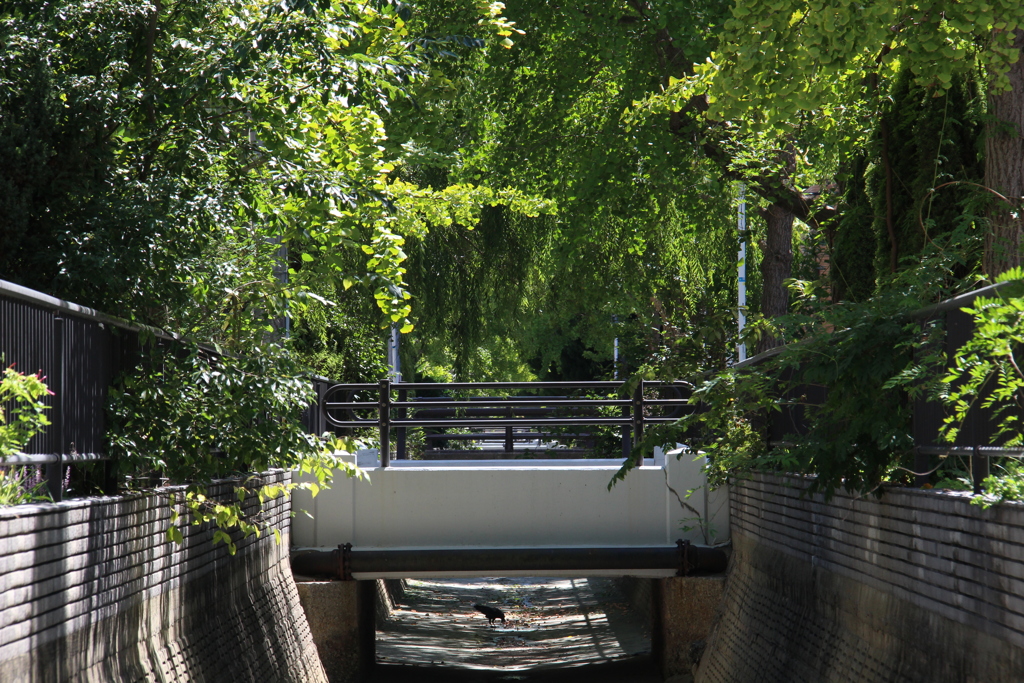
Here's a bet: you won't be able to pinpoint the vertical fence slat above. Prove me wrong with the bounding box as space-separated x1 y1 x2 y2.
45 317 64 501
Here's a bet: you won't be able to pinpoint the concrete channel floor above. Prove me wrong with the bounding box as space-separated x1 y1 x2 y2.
373 576 662 682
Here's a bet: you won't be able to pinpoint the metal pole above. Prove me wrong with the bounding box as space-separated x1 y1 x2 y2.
269 236 290 339
388 324 403 460
737 184 748 363
46 317 64 502
388 324 401 382
613 337 619 379
378 379 391 467
614 316 630 458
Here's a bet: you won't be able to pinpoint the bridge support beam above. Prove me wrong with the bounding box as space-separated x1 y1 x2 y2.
295 580 376 683
291 543 728 580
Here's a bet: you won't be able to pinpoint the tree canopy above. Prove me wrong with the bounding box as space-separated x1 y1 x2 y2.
0 0 546 350
3 0 1024 505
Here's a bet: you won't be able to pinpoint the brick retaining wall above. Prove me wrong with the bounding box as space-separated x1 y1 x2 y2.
698 474 1024 683
0 471 326 683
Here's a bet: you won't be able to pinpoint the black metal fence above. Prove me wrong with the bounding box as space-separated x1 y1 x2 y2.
740 281 1024 492
302 376 339 437
0 280 149 499
321 379 694 466
0 280 335 501
9 274 1017 496
909 282 1024 489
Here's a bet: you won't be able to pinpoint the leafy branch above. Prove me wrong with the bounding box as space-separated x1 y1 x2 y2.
941 269 1024 448
0 365 52 458
108 341 363 546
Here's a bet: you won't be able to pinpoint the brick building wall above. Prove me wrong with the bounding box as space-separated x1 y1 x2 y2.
698 473 1024 683
0 470 326 683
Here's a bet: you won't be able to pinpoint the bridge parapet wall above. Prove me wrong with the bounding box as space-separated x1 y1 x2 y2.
0 471 326 683
698 473 1024 683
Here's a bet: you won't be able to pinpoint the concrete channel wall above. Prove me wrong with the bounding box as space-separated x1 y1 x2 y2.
698 473 1024 683
0 470 326 683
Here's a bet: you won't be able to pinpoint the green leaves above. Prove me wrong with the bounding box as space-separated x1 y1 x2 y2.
973 460 1024 508
698 0 1024 141
1 0 523 338
111 343 370 547
648 229 991 498
941 270 1024 448
108 342 321 482
0 366 51 458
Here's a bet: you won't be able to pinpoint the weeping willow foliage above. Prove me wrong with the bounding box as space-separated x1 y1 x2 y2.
873 70 984 274
388 2 746 381
399 164 743 381
405 203 549 378
832 67 985 302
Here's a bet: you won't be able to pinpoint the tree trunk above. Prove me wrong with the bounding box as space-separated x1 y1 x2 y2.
757 202 794 353
984 28 1024 277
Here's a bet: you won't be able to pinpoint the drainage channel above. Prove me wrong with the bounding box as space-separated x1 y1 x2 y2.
372 576 662 682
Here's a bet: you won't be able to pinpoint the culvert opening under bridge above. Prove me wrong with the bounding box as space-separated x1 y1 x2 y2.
372 576 662 682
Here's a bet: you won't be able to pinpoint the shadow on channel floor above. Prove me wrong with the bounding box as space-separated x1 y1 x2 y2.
372 655 663 682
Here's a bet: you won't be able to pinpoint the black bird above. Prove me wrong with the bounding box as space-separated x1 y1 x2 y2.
473 603 506 626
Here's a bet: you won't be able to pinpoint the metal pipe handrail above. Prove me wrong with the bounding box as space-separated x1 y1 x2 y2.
1 277 177 341
323 398 654 409
731 283 1020 373
399 418 681 427
916 445 1024 457
0 452 110 465
377 380 690 390
322 378 695 466
908 280 1015 321
325 418 638 428
422 433 595 441
324 402 383 409
399 399 635 408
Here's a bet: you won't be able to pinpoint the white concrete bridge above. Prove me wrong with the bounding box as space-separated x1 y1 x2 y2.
291 446 730 579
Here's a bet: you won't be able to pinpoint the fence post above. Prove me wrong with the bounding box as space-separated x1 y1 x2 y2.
621 389 631 459
632 381 644 466
504 402 514 453
396 386 407 460
972 444 989 495
379 379 391 467
46 317 65 502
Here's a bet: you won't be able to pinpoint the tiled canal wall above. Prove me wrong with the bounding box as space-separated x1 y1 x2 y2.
0 470 326 683
698 473 1024 683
